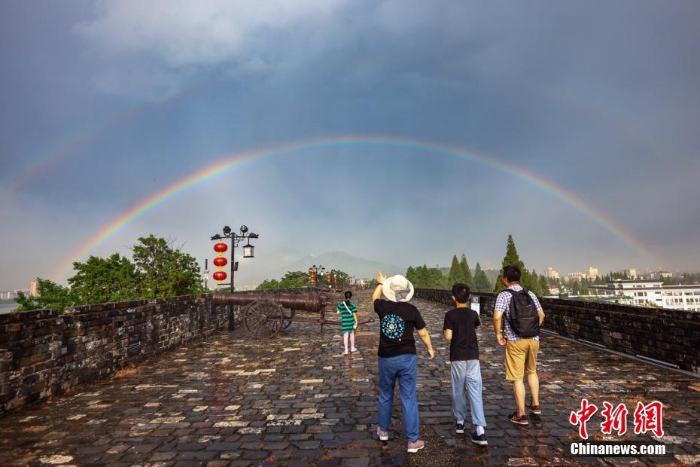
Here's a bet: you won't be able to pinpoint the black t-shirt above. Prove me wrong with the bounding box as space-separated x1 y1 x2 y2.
443 307 481 361
374 299 426 358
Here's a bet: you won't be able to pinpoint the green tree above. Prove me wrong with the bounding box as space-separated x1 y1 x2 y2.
405 266 418 285
415 265 429 288
493 234 535 293
332 270 351 289
426 265 447 289
131 235 204 297
459 254 474 286
572 281 582 295
14 278 74 311
13 235 205 312
406 264 445 289
256 279 281 290
447 255 464 286
68 253 141 304
278 271 313 288
538 274 549 296
472 262 493 292
528 269 543 296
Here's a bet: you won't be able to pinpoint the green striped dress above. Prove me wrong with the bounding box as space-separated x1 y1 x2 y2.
336 300 358 333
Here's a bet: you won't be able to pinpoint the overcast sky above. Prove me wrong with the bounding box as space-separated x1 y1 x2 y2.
2 1 699 291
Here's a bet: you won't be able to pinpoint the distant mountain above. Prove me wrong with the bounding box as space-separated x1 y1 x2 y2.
276 251 405 280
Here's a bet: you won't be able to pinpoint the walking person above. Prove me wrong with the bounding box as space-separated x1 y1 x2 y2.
492 265 546 425
443 283 488 445
336 290 358 355
373 270 435 453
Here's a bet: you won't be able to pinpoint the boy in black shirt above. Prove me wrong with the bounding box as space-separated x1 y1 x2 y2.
443 283 487 445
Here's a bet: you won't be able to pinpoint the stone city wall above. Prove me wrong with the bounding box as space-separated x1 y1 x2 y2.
415 288 700 374
0 294 229 415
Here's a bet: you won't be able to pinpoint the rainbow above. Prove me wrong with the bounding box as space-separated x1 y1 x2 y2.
50 135 661 281
4 79 218 192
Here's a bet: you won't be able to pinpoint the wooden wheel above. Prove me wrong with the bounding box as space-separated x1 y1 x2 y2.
283 309 296 329
243 300 284 338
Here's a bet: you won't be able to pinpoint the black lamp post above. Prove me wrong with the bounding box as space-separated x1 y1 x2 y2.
211 225 259 293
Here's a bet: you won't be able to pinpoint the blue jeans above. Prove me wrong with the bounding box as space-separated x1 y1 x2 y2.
377 354 419 442
450 360 486 428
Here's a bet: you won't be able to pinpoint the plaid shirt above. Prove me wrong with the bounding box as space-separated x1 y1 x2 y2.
494 285 543 342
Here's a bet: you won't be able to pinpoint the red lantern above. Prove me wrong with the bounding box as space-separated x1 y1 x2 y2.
213 271 227 282
213 256 227 267
214 242 228 253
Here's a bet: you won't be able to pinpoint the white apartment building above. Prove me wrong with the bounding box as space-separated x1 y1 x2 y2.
546 267 559 279
566 272 586 282
588 279 700 311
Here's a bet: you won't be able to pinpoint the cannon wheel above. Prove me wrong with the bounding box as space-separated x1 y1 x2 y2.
283 309 296 329
244 300 284 338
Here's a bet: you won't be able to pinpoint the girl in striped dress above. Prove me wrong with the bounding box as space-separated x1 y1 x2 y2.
336 290 358 355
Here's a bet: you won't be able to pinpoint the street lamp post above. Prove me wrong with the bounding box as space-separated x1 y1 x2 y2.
211 225 259 331
330 269 337 289
211 225 259 293
308 264 325 287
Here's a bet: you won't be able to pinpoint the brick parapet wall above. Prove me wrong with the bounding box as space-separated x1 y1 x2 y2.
414 288 700 374
0 293 228 416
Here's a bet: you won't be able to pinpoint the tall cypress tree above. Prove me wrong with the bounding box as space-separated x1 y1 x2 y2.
529 269 542 296
473 262 493 292
494 234 534 292
447 254 464 286
459 254 474 286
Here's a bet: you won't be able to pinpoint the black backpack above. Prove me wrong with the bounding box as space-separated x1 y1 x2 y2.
503 288 540 338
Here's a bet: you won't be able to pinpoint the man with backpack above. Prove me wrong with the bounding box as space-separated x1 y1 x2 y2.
493 265 546 425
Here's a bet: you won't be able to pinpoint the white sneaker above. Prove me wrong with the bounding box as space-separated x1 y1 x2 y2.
407 439 424 453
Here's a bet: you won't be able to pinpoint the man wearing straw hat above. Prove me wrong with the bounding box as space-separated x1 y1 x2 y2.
373 270 435 454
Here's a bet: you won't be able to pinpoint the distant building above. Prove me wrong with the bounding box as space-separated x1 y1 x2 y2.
546 267 559 279
588 279 700 311
588 267 599 278
566 272 586 282
624 269 638 279
648 271 673 280
30 281 38 297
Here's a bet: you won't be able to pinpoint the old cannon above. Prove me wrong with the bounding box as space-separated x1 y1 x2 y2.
212 289 329 338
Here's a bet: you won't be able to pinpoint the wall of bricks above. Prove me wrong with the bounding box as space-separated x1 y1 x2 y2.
3 287 699 416
0 294 229 415
415 288 700 374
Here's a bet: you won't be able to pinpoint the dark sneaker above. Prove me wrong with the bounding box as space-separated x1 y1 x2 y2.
528 404 542 415
455 422 465 434
471 432 488 446
509 411 529 425
407 439 425 453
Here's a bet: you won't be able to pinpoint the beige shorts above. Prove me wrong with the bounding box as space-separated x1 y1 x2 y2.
505 339 539 381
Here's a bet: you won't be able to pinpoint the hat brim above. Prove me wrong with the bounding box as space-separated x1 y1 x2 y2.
382 277 415 302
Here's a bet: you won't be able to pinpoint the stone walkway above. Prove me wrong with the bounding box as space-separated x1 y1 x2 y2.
0 290 698 466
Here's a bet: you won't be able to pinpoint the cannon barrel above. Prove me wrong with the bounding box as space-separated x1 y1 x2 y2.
212 289 327 312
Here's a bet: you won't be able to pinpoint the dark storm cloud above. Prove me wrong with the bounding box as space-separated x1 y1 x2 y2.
1 0 699 291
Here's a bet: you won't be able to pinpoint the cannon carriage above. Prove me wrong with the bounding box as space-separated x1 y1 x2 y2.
212 288 372 338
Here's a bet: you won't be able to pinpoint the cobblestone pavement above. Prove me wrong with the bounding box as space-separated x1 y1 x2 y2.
0 290 698 466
